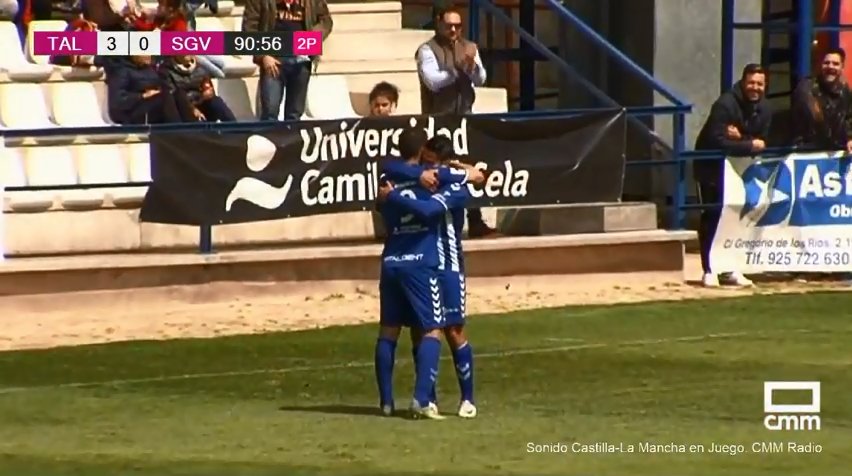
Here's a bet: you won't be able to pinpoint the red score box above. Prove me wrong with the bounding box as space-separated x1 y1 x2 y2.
32 31 98 56
160 31 226 55
293 31 322 56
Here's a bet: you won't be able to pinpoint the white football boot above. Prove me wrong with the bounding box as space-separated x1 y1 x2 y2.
457 400 477 419
410 399 446 420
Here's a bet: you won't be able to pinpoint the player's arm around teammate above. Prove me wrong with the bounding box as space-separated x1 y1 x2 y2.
382 171 479 418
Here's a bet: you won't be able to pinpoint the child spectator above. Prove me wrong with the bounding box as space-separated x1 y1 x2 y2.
368 81 399 117
160 55 235 122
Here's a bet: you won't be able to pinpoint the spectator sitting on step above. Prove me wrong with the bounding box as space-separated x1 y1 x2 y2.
790 47 852 153
694 63 771 288
160 55 236 122
368 81 399 117
131 0 188 31
106 55 195 124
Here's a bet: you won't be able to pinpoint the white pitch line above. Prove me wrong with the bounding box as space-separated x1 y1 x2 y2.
0 330 807 395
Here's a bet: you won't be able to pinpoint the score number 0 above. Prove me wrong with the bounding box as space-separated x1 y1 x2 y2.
106 35 150 52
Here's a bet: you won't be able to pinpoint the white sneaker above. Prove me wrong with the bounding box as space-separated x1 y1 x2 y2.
381 404 394 417
410 400 446 420
702 273 720 288
457 400 477 419
720 272 754 287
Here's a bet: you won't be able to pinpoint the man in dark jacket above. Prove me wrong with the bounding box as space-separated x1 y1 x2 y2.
694 63 772 288
106 55 189 124
242 0 333 120
790 48 852 153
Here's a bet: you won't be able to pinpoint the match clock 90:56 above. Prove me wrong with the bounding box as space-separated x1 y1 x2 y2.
223 32 292 56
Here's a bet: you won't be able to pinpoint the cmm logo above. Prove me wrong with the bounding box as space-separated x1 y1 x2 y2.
763 381 821 431
740 160 793 227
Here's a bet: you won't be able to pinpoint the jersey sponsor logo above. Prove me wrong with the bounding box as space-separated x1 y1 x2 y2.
383 253 425 263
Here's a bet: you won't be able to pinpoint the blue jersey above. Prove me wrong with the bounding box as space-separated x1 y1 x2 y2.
380 182 469 269
380 159 469 191
436 167 468 274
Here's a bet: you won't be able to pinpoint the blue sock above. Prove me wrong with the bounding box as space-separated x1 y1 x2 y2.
412 344 438 403
374 338 397 408
453 342 474 403
414 336 442 407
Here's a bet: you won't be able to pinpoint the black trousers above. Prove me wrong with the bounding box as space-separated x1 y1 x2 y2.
696 178 723 274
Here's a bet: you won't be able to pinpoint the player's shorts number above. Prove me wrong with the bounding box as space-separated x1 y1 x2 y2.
398 189 416 224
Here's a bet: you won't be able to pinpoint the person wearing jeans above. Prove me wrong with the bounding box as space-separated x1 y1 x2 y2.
694 63 771 288
242 0 333 121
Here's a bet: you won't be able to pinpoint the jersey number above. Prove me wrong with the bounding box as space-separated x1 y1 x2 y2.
398 189 416 224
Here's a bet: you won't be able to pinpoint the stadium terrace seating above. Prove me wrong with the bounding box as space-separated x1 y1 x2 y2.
0 83 57 130
48 82 113 128
306 75 361 119
0 22 53 82
26 20 103 81
0 2 509 255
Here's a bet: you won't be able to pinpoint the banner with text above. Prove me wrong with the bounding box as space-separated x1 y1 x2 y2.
710 151 852 273
140 111 627 225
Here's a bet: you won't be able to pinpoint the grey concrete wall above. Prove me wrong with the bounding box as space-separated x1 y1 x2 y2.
653 0 762 147
650 0 762 201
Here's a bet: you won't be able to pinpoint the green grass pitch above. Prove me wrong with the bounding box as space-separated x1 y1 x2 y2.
0 292 849 476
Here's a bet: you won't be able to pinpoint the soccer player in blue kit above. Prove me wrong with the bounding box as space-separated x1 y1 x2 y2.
374 128 481 419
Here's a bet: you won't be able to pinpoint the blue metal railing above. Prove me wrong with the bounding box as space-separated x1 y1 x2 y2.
468 0 693 228
3 106 693 254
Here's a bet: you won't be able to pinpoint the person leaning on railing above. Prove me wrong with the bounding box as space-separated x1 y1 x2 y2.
694 63 772 288
790 47 852 154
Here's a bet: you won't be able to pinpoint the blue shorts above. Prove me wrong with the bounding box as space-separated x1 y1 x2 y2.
441 271 466 326
379 266 445 331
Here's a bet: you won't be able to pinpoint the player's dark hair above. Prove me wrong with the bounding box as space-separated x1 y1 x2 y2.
369 81 399 104
398 128 427 159
423 136 455 161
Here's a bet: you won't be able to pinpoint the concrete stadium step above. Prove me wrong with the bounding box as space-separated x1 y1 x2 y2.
0 230 696 296
323 29 433 62
498 203 660 235
327 1 403 32
207 2 403 34
317 59 415 75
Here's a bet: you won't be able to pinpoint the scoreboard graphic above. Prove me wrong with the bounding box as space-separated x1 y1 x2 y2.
32 31 323 56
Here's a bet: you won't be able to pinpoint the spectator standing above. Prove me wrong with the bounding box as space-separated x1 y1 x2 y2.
416 6 495 238
790 48 852 153
694 63 772 288
243 0 333 121
368 81 399 117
